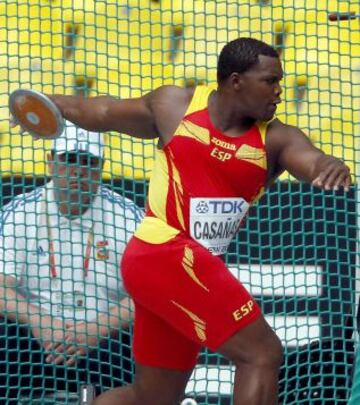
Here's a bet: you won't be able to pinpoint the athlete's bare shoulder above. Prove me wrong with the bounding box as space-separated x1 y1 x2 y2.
266 117 289 137
266 118 302 139
148 85 194 101
145 85 195 144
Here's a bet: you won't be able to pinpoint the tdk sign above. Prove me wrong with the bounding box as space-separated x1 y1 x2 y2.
195 201 210 214
190 197 250 256
195 199 246 215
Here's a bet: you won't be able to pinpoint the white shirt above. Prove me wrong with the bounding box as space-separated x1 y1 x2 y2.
0 181 143 322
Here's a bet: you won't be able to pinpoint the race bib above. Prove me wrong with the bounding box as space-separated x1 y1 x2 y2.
190 197 249 255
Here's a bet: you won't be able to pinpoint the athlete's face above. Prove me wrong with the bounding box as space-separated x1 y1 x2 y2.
235 55 283 121
48 151 103 216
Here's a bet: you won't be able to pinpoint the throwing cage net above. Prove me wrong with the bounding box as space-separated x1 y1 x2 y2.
0 1 359 404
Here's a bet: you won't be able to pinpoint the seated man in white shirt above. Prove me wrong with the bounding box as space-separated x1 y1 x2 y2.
0 121 144 402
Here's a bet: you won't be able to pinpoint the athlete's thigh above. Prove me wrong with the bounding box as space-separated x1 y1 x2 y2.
123 234 262 352
133 363 193 405
217 314 281 364
133 301 201 370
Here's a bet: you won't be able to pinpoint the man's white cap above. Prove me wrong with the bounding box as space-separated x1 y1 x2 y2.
52 120 104 158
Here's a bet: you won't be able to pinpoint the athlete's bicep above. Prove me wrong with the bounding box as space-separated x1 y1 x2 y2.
107 85 191 143
105 96 159 139
270 124 324 183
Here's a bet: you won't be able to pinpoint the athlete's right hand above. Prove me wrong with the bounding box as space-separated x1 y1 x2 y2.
9 113 26 135
9 113 41 139
311 155 351 192
9 114 20 129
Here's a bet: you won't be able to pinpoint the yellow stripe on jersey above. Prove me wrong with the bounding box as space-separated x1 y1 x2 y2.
171 300 207 342
184 85 215 117
169 151 186 230
235 144 267 170
256 117 276 145
174 120 211 144
134 216 180 244
182 246 209 292
148 149 169 222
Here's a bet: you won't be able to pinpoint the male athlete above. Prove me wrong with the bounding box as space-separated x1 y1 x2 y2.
14 38 351 405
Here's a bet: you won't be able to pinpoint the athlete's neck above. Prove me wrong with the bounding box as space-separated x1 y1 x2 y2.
209 90 256 137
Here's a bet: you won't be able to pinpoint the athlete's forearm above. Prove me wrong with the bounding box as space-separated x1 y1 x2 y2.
48 91 160 139
48 94 115 132
311 153 351 191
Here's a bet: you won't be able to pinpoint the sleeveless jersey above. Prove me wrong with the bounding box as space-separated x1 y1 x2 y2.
135 85 271 255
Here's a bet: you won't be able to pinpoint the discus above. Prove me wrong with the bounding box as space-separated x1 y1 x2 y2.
9 89 64 139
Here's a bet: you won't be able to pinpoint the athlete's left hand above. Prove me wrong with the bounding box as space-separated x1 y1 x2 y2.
45 322 100 366
312 155 351 192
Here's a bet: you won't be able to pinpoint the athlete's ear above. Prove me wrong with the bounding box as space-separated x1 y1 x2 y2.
229 72 243 91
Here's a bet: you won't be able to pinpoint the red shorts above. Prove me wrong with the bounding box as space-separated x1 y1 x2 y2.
121 234 261 371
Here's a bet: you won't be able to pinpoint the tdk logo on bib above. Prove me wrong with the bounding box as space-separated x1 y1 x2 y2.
196 200 246 215
195 201 210 214
190 197 250 256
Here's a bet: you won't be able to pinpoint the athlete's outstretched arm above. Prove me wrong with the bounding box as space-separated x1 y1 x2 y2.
48 93 157 139
267 121 351 191
47 85 191 142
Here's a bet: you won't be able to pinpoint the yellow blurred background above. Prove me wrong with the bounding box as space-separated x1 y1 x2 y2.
0 0 359 180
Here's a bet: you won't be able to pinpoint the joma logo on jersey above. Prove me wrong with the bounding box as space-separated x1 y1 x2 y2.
233 300 255 321
196 200 245 215
211 137 236 151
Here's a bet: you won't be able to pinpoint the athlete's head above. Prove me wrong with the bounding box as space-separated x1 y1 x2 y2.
47 121 104 217
217 37 283 121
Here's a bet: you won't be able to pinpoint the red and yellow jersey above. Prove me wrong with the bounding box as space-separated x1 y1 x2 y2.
135 85 271 255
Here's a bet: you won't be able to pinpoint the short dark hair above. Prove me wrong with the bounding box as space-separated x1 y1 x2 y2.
217 37 278 83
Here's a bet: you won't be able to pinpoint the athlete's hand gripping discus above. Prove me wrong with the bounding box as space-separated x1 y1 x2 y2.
9 89 64 139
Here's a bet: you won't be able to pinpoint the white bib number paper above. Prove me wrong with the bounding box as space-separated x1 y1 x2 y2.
190 197 249 255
